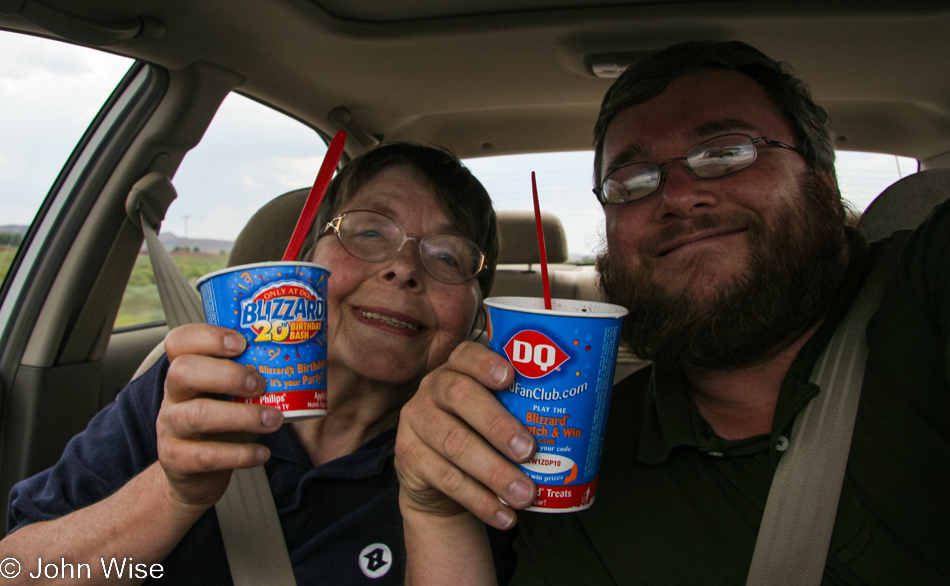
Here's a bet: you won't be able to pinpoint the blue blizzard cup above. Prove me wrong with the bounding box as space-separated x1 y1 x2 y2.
196 262 331 420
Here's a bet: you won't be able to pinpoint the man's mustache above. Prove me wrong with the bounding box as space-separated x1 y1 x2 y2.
638 212 757 259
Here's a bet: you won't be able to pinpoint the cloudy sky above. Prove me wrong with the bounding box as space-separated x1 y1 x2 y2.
0 33 132 226
1 30 918 258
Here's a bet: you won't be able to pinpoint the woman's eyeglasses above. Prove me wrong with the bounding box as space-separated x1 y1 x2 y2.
325 209 486 284
594 133 801 205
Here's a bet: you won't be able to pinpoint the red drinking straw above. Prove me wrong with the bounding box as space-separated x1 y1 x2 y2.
531 171 552 310
282 129 348 261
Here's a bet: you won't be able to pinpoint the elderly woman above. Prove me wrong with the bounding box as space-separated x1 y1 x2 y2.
4 143 503 584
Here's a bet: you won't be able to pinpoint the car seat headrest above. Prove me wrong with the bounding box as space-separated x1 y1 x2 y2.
859 169 950 241
496 210 568 264
228 188 309 267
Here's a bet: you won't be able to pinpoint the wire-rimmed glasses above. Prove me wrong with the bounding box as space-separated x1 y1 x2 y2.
325 209 486 284
594 133 801 205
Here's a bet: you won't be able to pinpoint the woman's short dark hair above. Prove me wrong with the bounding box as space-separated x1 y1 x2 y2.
300 142 499 297
593 40 836 190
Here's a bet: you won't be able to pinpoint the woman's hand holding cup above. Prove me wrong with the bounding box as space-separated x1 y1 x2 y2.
157 323 284 512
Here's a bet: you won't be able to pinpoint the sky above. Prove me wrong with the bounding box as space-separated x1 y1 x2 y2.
0 33 133 227
0 30 919 259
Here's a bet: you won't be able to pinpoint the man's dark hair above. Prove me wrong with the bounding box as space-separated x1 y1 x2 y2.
593 40 836 189
301 142 500 297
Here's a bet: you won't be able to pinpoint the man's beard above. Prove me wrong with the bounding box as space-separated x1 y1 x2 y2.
596 172 850 371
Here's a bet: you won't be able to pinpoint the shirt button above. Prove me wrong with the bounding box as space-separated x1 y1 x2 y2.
775 435 790 451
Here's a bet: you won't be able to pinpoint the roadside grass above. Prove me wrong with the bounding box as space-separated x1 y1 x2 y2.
3 248 228 328
0 245 16 284
115 253 229 328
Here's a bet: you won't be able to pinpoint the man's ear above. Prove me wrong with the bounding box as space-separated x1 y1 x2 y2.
818 168 839 194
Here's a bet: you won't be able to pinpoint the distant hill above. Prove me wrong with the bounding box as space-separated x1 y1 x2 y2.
1 225 234 254
156 232 234 254
0 225 28 235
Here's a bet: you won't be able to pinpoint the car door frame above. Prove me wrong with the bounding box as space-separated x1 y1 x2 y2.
0 41 243 519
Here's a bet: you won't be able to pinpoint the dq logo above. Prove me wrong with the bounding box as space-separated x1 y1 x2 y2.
503 330 569 379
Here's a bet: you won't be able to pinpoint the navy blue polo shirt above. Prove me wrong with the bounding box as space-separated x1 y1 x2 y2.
8 356 517 584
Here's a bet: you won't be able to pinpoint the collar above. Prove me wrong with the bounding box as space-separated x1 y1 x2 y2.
638 227 872 465
261 424 397 479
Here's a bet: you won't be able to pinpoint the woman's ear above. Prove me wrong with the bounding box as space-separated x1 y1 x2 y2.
467 303 488 343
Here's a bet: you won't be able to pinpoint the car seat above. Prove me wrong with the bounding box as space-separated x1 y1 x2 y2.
859 168 950 241
489 210 605 301
228 188 309 266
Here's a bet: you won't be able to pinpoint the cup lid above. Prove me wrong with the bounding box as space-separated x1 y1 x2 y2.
195 261 331 289
484 296 628 319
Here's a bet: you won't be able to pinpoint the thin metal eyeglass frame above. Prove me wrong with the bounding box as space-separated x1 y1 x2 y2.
324 209 487 284
593 134 801 205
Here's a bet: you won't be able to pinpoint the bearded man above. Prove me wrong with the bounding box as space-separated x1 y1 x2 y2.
395 41 950 585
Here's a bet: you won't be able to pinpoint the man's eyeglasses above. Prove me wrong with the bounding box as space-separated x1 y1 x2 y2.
325 209 487 284
594 133 801 205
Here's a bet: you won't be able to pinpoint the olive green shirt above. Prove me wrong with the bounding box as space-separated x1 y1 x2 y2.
511 200 950 585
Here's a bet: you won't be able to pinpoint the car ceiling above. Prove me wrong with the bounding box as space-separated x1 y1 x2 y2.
1 0 949 166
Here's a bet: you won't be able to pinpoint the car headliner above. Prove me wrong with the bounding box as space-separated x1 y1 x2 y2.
1 0 948 164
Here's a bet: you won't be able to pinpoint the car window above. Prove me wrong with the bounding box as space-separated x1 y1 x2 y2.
114 93 329 328
464 152 601 263
835 151 920 211
464 150 919 263
0 31 131 294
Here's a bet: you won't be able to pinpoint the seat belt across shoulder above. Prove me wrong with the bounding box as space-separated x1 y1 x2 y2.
746 239 902 586
128 173 297 585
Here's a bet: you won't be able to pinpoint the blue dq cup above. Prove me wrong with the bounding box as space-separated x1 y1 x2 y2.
484 296 628 512
196 262 331 420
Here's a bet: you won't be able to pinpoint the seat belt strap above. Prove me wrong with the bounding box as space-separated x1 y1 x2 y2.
216 466 298 584
139 211 204 329
746 240 901 586
129 173 297 585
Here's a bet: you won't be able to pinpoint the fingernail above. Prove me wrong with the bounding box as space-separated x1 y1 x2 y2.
509 434 534 461
246 373 263 394
261 408 284 427
508 480 533 506
490 364 508 385
261 408 283 428
225 333 246 353
495 509 515 529
256 446 271 463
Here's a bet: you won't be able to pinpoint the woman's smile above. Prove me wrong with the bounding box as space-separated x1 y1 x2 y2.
353 306 425 335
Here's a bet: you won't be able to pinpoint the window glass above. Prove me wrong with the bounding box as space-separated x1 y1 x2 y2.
114 93 329 328
0 32 131 291
835 151 919 212
464 152 601 263
464 150 919 263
